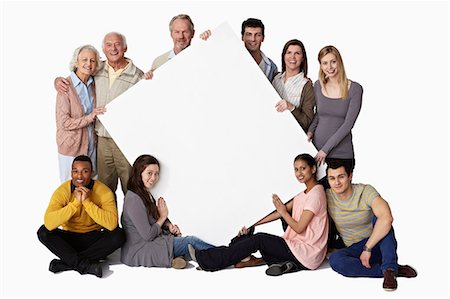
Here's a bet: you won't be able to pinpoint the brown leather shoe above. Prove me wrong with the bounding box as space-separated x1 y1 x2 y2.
383 269 398 291
234 255 265 268
397 265 417 278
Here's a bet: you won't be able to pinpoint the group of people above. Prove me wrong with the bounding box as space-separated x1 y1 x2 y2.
38 14 418 292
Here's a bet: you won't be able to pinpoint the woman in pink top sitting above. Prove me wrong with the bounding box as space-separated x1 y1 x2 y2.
188 153 329 276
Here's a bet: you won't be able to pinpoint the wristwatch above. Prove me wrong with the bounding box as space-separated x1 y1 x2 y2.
363 245 372 252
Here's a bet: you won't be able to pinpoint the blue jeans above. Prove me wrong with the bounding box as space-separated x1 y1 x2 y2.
173 236 215 258
329 216 398 277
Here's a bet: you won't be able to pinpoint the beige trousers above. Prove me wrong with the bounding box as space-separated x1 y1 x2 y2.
97 136 131 196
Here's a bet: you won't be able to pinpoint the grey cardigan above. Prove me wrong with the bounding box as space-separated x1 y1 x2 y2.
120 190 174 267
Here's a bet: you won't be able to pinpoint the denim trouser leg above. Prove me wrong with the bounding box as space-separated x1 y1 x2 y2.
377 226 398 273
173 236 215 257
329 216 398 278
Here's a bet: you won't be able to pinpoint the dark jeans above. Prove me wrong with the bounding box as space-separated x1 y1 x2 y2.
37 225 125 272
328 216 398 277
196 232 308 272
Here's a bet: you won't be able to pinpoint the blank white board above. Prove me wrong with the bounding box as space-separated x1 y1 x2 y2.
99 22 323 245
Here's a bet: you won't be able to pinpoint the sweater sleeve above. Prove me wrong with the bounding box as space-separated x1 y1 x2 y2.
55 90 94 131
307 82 321 134
126 192 162 241
44 184 80 231
292 81 315 133
321 83 363 154
82 184 118 231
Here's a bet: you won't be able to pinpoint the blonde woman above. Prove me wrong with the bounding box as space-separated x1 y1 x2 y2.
307 45 363 171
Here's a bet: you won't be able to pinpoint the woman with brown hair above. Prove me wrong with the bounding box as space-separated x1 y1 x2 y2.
272 39 315 133
120 154 214 269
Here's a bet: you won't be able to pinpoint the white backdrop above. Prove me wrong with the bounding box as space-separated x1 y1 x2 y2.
1 1 449 299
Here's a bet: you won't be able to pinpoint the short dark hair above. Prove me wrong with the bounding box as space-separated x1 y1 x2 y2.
73 155 93 170
241 18 265 36
326 159 354 177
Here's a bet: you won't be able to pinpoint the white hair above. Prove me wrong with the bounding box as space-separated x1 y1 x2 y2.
102 31 127 49
68 45 100 73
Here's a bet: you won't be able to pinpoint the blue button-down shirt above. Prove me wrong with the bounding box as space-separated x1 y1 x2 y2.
70 71 95 156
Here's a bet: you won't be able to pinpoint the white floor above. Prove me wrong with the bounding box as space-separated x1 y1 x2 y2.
1 246 431 299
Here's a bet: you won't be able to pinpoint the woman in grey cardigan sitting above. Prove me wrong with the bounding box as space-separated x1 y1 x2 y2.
120 154 214 269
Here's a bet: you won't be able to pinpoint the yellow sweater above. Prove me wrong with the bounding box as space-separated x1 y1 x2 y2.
44 181 118 233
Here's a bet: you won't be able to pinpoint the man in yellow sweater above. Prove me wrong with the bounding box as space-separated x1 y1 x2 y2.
37 155 125 278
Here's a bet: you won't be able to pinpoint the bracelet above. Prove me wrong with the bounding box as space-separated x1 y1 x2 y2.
363 245 371 252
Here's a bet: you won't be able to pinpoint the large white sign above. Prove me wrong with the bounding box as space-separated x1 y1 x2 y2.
99 23 323 245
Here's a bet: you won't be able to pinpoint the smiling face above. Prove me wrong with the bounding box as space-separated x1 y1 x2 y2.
320 53 339 78
141 164 160 190
242 27 264 54
71 161 93 187
75 49 97 79
294 159 315 184
102 33 127 65
170 18 194 54
284 44 303 73
327 166 353 197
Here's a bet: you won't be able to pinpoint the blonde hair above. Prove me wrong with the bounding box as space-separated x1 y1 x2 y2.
69 45 100 74
318 45 349 99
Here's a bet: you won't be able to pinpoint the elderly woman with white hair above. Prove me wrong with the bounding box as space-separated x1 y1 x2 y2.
56 45 106 182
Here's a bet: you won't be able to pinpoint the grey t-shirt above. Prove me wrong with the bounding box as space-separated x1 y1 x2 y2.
308 80 363 159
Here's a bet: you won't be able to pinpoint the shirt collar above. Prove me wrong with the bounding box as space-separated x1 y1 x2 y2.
70 179 95 193
260 51 270 66
168 49 176 59
283 71 305 82
106 58 130 74
70 71 94 87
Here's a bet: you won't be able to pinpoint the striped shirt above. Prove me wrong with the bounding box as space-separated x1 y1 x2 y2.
272 71 308 107
257 51 278 81
327 184 379 246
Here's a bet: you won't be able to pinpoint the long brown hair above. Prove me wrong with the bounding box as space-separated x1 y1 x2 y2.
318 45 349 99
127 154 160 219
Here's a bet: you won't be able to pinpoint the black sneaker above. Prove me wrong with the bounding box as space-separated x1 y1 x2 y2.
49 259 73 273
85 262 103 278
265 261 295 276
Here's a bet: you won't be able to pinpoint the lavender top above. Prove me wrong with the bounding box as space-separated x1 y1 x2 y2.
308 80 363 159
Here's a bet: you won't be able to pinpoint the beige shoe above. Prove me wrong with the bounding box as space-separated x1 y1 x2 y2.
171 257 187 269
